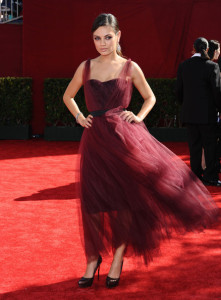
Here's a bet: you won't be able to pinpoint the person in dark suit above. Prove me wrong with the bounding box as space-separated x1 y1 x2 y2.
215 50 221 170
201 40 220 171
207 40 221 172
176 37 221 186
218 56 221 70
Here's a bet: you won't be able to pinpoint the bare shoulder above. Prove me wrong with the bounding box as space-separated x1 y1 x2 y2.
76 60 87 74
63 60 88 98
131 61 143 71
71 60 88 82
130 61 145 79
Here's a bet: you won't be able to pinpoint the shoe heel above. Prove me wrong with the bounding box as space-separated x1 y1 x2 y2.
78 255 102 288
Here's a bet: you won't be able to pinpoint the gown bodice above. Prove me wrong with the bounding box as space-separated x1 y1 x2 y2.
83 59 133 112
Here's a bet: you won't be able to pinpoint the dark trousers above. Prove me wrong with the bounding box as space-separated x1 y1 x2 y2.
186 123 219 180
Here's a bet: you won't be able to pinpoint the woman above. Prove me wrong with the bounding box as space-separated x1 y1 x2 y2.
63 14 219 288
201 40 220 171
208 40 220 61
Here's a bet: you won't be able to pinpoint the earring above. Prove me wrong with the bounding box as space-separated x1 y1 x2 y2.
117 42 121 53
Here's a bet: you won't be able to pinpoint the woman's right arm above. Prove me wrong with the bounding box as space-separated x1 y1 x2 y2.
63 61 93 128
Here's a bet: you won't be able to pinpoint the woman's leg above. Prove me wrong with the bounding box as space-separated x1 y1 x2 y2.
108 243 126 278
81 211 102 278
83 255 101 278
107 208 131 277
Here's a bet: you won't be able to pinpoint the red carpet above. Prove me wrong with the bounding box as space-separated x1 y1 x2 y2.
0 140 220 300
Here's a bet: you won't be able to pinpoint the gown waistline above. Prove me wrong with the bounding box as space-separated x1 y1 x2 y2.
90 108 126 117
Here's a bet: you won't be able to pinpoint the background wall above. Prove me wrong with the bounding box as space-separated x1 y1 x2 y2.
1 0 221 134
0 24 22 76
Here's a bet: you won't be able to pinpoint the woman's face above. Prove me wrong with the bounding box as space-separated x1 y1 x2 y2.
214 46 220 60
93 25 120 56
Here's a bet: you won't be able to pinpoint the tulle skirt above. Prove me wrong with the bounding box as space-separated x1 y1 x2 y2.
76 107 219 264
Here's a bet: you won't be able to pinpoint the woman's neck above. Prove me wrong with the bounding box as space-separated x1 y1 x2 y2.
97 52 121 63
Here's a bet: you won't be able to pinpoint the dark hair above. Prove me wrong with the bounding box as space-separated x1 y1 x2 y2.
91 13 122 57
193 37 210 59
208 40 220 61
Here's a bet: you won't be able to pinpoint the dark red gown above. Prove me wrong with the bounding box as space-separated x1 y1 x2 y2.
76 59 219 264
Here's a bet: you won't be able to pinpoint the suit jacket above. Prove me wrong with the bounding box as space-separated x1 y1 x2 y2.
176 56 221 124
218 57 221 71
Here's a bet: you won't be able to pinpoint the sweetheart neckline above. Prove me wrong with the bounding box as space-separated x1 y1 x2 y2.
87 78 120 84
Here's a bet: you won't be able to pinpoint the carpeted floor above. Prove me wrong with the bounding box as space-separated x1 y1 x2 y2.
0 140 220 300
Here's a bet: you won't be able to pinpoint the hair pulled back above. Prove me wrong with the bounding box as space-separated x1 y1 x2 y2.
208 40 220 61
91 13 123 57
193 37 210 59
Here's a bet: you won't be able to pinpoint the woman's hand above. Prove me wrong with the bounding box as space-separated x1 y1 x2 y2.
78 114 93 128
120 110 142 123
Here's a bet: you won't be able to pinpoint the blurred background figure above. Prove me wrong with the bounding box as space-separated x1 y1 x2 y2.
201 40 221 173
176 37 221 186
208 40 220 61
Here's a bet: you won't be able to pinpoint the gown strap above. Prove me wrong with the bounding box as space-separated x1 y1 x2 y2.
120 58 132 81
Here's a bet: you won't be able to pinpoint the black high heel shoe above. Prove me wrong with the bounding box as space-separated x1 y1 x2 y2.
78 255 102 288
106 260 123 288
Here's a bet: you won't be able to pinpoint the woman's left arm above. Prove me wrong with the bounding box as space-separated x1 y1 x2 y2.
120 61 156 123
